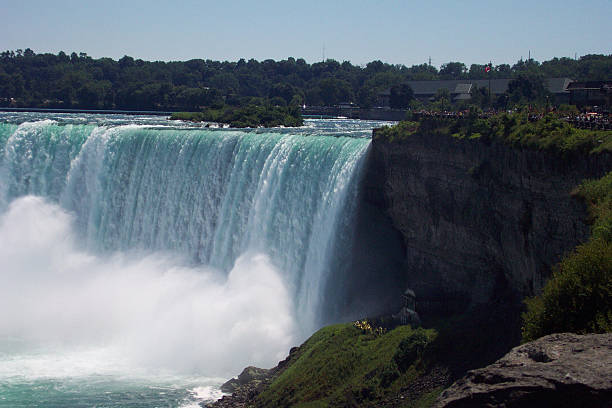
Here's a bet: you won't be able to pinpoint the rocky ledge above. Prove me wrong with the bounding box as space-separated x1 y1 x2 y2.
204 347 299 408
435 332 612 407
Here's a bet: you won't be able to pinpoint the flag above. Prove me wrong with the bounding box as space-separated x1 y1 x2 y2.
485 65 491 73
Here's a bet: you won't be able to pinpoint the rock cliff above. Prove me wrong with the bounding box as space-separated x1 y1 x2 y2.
362 131 609 320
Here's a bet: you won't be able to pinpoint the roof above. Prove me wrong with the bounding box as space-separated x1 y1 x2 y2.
404 288 416 298
381 78 573 97
567 80 612 91
404 79 512 95
454 83 472 94
454 93 472 100
545 77 573 94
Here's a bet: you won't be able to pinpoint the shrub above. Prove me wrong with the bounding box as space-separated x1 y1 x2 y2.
378 364 400 388
522 239 612 341
373 121 419 142
170 103 303 128
393 328 433 372
376 114 612 154
522 172 612 341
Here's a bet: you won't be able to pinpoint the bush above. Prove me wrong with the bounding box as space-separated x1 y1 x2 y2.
170 102 303 128
522 239 612 341
373 121 419 142
378 364 400 388
522 172 612 342
376 114 612 154
393 328 432 372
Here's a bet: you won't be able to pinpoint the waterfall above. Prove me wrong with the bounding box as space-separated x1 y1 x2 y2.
0 120 369 332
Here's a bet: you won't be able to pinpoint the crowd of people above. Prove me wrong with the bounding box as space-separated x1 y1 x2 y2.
564 113 612 130
408 109 612 130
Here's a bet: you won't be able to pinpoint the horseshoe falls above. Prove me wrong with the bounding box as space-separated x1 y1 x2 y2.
0 114 383 407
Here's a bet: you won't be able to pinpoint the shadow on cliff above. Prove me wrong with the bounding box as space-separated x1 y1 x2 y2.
320 144 407 325
422 283 523 379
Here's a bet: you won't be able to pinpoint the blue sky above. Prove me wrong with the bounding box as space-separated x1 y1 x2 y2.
2 0 611 67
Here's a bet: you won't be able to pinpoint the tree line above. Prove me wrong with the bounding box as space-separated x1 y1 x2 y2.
0 48 610 111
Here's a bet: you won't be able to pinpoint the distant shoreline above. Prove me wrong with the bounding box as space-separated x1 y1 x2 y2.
0 107 173 116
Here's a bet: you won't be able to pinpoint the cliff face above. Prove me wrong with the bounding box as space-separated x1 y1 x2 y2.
363 131 610 318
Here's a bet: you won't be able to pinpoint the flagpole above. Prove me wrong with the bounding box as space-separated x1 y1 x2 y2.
488 61 492 109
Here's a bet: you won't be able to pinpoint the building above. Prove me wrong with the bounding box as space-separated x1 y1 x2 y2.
378 78 573 106
567 81 612 108
393 288 421 326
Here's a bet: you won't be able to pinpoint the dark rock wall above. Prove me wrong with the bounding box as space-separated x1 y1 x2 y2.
362 131 610 318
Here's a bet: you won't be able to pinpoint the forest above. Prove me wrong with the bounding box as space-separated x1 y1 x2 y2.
0 49 610 111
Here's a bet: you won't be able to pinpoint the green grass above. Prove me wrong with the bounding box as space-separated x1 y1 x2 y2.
375 113 612 155
408 387 445 408
255 323 438 408
522 172 612 341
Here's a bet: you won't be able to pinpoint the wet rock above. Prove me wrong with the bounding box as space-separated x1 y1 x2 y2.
220 366 271 394
205 347 302 408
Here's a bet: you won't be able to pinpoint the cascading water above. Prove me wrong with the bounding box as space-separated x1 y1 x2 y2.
0 113 383 407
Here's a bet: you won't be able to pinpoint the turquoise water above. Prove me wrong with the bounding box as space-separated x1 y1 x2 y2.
0 113 390 407
0 375 219 408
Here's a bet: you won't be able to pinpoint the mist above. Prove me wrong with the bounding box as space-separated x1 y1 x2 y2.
0 196 296 378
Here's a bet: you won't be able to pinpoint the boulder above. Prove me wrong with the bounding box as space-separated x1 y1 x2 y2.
219 366 271 393
435 332 612 407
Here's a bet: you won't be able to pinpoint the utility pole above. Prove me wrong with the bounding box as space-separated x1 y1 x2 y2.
428 56 431 66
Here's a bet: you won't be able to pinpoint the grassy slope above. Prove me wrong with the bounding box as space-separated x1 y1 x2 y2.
256 323 439 408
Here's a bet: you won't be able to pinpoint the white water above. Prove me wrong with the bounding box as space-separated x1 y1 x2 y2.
0 196 295 376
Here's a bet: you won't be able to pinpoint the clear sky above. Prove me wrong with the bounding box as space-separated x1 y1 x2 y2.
2 0 611 68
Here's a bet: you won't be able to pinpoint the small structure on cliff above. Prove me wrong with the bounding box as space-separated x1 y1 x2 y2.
394 288 421 326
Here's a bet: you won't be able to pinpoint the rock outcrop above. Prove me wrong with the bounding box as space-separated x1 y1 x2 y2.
205 347 299 408
363 132 610 318
435 332 612 407
219 366 271 394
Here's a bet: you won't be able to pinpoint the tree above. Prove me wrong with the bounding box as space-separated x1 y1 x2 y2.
506 74 549 106
468 85 491 109
269 83 297 105
389 84 413 109
468 64 489 79
439 62 467 79
317 78 352 106
431 88 451 111
408 63 438 80
0 49 610 111
118 55 135 68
